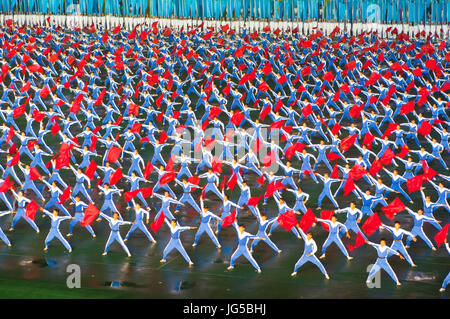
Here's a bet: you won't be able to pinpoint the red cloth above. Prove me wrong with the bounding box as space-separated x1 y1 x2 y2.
380 148 396 165
187 176 200 186
8 152 20 167
343 177 356 196
417 120 432 135
221 210 236 228
230 111 244 126
260 104 271 121
349 164 367 180
400 101 415 114
331 123 341 135
124 189 140 202
347 232 366 252
369 159 383 176
285 143 305 160
51 122 61 136
6 126 14 144
253 138 263 153
227 173 238 191
406 175 424 193
27 141 39 151
12 105 25 118
211 157 223 173
320 210 334 232
340 134 356 152
57 187 71 204
434 224 449 248
247 194 262 206
0 177 12 193
107 146 121 163
299 209 317 232
159 131 168 144
29 167 41 180
25 200 40 221
81 203 100 227
277 211 298 231
85 160 97 180
159 171 175 185
362 213 382 236
55 152 70 170
166 154 175 172
397 146 409 159
139 186 153 199
362 132 375 149
143 161 154 179
381 197 406 220
109 168 123 186
331 164 339 179
263 151 276 168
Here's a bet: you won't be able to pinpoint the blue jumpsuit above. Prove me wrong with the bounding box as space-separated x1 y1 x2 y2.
125 207 155 243
319 219 350 257
101 213 132 256
230 223 261 271
43 210 72 251
293 227 328 276
162 221 193 264
366 242 400 284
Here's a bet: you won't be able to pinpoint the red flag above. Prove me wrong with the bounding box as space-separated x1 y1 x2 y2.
331 164 340 179
369 159 383 176
6 126 14 144
340 134 356 152
80 203 100 227
124 189 140 202
347 232 366 252
260 104 271 121
159 171 175 185
434 224 449 248
227 173 238 191
12 105 25 118
406 175 423 193
140 186 153 199
211 157 223 174
380 148 396 165
418 120 432 135
349 164 367 180
0 177 12 193
381 197 406 220
222 210 236 228
151 211 165 233
51 122 61 136
331 123 341 135
400 101 415 114
143 161 154 179
109 168 123 186
159 131 168 144
107 146 121 163
277 211 298 231
320 210 334 232
85 160 97 180
25 200 40 221
57 187 71 204
29 167 41 180
327 152 342 162
343 177 356 196
8 153 20 167
363 132 375 148
362 213 382 236
298 209 317 232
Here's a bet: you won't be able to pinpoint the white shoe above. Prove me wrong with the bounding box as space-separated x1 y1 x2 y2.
347 256 353 260
192 243 197 247
291 272 297 277
319 254 326 259
102 252 107 256
396 282 401 286
325 274 330 280
257 269 261 273
189 262 194 267
68 249 72 253
227 266 234 270
277 250 282 254
66 233 73 237
411 264 417 267
160 259 166 263
439 288 445 292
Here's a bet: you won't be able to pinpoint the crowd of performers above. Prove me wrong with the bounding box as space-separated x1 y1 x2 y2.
0 19 448 291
